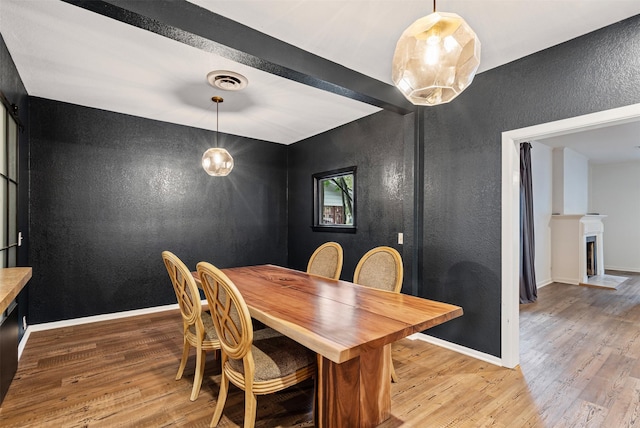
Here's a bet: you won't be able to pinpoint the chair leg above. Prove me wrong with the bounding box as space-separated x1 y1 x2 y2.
190 348 206 401
244 389 257 428
176 339 190 380
210 372 229 427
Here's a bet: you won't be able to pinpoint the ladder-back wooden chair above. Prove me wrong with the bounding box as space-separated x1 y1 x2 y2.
306 241 343 280
353 246 404 382
162 251 221 401
196 261 316 428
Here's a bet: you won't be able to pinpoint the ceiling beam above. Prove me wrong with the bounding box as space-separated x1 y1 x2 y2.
60 0 414 115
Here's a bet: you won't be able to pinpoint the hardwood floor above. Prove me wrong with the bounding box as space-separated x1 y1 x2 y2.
1 272 639 427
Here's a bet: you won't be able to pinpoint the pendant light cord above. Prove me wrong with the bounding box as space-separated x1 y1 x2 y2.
216 100 219 148
433 0 436 13
212 96 223 148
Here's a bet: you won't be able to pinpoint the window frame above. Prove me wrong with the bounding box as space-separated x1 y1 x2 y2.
0 92 21 268
312 166 357 233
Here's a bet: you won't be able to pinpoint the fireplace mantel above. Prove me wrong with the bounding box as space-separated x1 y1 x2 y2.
550 215 607 285
550 214 607 220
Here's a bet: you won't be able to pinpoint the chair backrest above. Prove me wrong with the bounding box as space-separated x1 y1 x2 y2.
162 251 202 327
196 262 253 361
353 246 403 293
306 242 344 280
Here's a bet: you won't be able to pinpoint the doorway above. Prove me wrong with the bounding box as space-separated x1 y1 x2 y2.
500 103 640 368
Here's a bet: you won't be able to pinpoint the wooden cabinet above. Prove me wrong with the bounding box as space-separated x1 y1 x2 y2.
0 267 31 404
0 300 18 402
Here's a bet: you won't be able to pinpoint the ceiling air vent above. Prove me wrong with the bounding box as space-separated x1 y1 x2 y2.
207 70 248 91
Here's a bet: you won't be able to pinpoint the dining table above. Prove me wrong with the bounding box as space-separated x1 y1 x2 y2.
194 264 462 428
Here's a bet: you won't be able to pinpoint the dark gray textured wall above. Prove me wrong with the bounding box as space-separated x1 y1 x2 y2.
0 34 29 338
29 97 288 323
287 15 640 359
419 15 640 357
287 110 411 284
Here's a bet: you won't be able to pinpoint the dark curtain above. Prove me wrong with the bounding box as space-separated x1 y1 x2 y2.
520 142 537 303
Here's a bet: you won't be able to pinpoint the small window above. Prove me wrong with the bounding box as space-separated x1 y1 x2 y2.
312 166 356 233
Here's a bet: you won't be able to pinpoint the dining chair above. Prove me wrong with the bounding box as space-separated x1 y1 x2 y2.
196 261 316 428
306 241 344 280
353 246 404 382
162 251 221 401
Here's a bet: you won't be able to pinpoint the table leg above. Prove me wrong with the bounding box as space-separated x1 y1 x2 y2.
316 345 391 427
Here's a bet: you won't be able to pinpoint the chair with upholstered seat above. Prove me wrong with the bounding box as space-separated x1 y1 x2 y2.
306 241 343 280
353 246 403 382
196 261 316 428
162 251 221 401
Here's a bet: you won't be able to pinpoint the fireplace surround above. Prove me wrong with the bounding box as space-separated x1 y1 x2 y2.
550 215 606 285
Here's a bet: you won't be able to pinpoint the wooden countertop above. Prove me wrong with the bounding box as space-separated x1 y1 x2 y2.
0 267 32 314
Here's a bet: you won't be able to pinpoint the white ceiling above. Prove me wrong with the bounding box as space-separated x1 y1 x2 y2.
537 120 640 164
1 0 640 150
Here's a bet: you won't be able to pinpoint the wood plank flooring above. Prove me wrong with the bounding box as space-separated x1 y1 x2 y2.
1 271 639 427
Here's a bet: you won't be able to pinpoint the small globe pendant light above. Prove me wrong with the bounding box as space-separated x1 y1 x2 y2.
392 0 480 106
202 96 234 176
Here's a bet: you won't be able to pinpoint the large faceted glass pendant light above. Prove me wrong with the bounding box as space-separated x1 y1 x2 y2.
392 0 480 106
202 96 234 176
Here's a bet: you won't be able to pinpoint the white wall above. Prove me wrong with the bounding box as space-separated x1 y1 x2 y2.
590 161 640 272
563 148 589 214
552 148 564 214
552 147 589 214
530 142 553 287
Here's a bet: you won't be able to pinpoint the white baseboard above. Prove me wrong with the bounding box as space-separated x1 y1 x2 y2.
406 332 503 367
26 303 182 332
536 278 553 289
550 276 578 285
18 328 30 359
604 265 640 273
18 302 190 360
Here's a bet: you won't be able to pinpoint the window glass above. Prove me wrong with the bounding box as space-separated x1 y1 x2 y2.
7 117 16 180
0 109 5 176
8 182 17 246
0 180 6 248
7 246 16 267
320 174 354 225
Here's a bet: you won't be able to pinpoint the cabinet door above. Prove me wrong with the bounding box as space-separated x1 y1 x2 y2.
0 302 19 402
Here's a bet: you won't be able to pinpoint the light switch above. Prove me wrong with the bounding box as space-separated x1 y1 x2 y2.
398 232 403 245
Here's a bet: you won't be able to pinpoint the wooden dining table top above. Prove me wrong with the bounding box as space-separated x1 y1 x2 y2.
201 264 463 364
